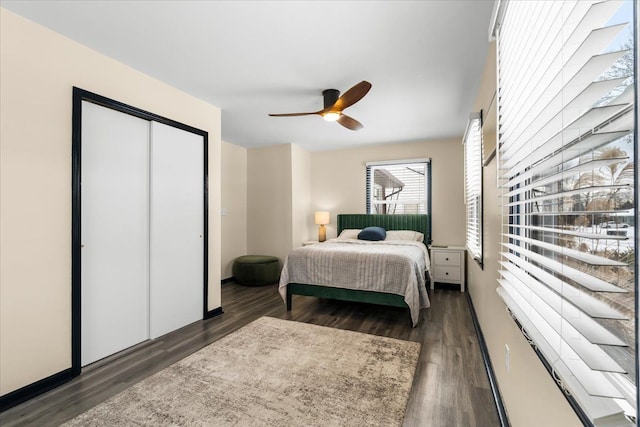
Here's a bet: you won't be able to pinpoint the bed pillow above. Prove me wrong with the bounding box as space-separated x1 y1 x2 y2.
337 229 361 239
385 230 425 243
358 226 386 241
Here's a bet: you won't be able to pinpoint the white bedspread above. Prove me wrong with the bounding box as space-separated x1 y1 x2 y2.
279 239 431 326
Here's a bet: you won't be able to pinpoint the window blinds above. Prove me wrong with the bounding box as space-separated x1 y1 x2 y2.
366 159 431 216
464 113 483 262
496 0 636 425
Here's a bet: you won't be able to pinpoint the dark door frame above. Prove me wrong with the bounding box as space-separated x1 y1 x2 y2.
71 87 209 375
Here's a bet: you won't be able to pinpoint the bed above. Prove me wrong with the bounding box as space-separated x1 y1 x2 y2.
279 214 431 326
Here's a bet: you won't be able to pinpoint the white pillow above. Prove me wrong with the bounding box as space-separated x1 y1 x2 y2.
337 229 361 239
385 230 424 243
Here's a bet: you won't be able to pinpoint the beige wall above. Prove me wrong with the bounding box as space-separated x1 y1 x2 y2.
221 141 247 279
245 138 463 264
467 41 581 426
0 9 222 396
310 139 465 245
247 144 294 263
291 144 312 246
245 143 311 269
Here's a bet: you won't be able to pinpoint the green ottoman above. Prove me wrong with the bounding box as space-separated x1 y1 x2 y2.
233 255 280 286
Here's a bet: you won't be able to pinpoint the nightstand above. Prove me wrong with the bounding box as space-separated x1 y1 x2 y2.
303 240 320 246
430 246 466 292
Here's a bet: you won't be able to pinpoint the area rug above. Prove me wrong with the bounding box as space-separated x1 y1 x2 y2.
63 317 420 426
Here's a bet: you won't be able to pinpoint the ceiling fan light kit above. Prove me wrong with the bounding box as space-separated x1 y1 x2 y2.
323 112 341 122
269 81 371 131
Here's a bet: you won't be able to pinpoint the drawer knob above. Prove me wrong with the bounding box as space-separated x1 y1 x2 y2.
445 257 449 261
445 272 449 275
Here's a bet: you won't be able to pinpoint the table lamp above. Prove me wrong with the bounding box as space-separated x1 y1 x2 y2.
315 211 330 242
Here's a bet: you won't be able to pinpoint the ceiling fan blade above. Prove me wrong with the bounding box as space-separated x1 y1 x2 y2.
332 81 372 111
337 114 363 131
268 111 321 117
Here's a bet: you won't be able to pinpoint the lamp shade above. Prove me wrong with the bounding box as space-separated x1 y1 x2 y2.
314 211 330 225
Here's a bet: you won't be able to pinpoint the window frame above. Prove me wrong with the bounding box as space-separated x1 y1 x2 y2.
463 112 483 268
365 158 432 243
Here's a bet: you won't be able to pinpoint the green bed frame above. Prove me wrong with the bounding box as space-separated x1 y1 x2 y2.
286 214 430 313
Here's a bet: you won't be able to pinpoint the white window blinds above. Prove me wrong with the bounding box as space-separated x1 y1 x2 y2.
496 0 636 425
464 113 483 263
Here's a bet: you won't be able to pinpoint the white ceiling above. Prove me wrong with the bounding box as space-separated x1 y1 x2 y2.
1 0 495 151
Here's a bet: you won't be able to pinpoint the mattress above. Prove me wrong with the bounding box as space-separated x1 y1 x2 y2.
279 238 431 325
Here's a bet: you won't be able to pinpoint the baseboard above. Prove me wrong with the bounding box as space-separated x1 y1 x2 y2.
3 305 225 413
204 306 224 319
0 368 74 412
221 277 235 285
466 292 510 427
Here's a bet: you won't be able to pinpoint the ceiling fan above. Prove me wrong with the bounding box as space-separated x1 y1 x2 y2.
269 81 372 131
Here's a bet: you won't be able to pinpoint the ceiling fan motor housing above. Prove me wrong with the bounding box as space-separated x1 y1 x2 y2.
322 89 340 109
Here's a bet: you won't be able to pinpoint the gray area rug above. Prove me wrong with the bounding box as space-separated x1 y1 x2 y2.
64 317 420 426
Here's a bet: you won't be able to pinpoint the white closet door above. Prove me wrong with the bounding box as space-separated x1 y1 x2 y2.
149 122 204 339
81 102 150 366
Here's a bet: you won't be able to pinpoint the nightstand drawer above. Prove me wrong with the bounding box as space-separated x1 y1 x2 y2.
433 251 461 266
433 266 461 282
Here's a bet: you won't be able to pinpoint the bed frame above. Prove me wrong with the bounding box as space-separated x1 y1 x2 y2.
285 213 430 311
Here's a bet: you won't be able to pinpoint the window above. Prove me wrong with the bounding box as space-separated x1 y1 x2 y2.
495 0 636 425
464 113 483 265
366 159 431 216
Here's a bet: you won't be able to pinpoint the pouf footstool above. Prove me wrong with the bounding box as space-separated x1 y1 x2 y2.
233 255 280 286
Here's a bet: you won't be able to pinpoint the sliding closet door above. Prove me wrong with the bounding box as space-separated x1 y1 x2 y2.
81 102 150 366
149 122 204 339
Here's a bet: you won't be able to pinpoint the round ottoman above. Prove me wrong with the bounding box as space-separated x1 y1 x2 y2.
233 255 280 286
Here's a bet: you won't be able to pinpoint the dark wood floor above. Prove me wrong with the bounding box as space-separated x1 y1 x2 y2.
1 283 500 426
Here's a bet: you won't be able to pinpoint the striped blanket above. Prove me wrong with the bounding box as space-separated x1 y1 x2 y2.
279 239 430 325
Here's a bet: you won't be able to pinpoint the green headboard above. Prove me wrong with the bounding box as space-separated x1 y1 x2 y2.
337 214 431 244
